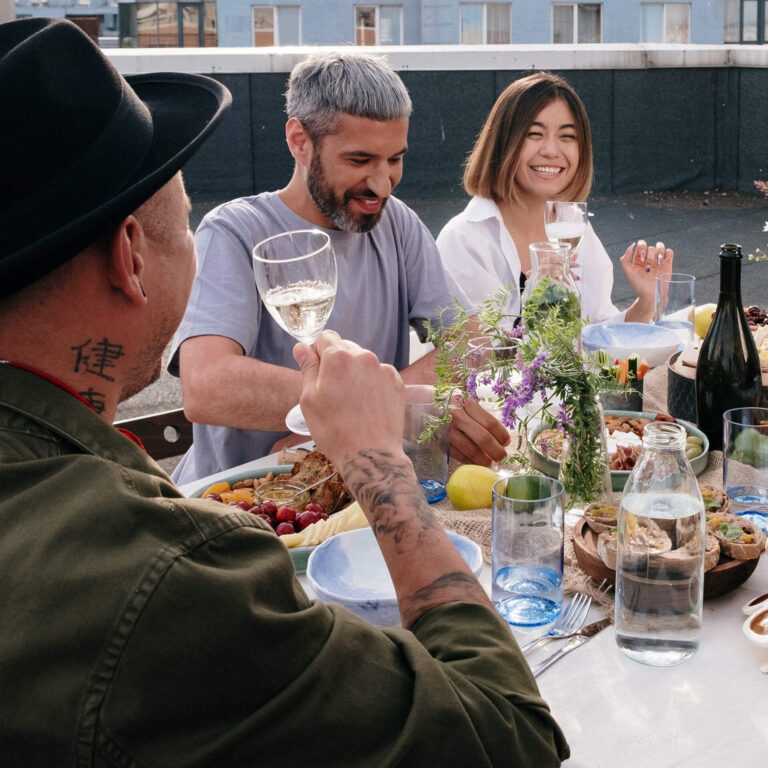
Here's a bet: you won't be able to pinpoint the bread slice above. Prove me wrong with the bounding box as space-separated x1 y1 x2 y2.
597 518 672 570
699 484 730 516
584 502 619 534
705 534 721 571
707 512 766 560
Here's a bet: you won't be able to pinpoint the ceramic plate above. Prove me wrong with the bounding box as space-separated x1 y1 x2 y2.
187 465 316 573
582 321 681 368
528 410 709 492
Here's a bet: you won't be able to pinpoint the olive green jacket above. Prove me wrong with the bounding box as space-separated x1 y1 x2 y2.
0 364 568 767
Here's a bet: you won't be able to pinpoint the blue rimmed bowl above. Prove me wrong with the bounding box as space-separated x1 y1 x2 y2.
307 527 483 626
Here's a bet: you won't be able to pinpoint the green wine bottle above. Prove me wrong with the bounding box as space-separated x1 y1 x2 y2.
695 244 761 451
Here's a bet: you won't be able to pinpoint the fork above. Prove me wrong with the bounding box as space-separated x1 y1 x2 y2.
519 593 592 655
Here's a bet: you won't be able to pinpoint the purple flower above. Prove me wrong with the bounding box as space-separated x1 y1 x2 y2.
501 398 517 430
556 403 573 434
466 369 478 400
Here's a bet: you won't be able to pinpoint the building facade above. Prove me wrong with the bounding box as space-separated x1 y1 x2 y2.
100 0 765 48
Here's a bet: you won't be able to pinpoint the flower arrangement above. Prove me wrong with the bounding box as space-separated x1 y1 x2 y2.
425 280 628 507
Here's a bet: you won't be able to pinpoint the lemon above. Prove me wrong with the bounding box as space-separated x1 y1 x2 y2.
694 303 717 339
446 465 499 510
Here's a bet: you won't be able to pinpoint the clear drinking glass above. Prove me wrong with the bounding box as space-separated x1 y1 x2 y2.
615 421 705 667
654 272 696 349
723 407 768 516
403 386 450 504
544 200 588 251
492 475 565 627
466 336 519 476
253 229 338 435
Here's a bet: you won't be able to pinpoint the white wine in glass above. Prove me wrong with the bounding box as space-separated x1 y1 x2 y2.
253 229 338 434
544 201 588 251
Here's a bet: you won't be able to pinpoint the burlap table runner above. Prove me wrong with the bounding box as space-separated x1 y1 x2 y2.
434 365 723 609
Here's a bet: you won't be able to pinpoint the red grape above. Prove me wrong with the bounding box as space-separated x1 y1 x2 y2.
296 510 320 530
304 502 325 515
275 506 296 523
275 522 295 536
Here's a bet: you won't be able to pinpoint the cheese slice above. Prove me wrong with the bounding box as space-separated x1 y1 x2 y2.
280 501 369 548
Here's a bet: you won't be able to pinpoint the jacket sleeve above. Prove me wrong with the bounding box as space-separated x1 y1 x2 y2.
93 522 568 767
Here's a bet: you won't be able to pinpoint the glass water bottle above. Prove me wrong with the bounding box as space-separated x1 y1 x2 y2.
614 421 705 667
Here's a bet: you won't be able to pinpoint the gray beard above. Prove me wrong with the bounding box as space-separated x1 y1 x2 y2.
306 153 386 233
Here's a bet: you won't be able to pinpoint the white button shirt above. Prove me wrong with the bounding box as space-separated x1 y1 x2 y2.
437 196 625 323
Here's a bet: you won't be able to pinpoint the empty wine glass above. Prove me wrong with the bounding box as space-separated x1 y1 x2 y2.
544 201 588 252
253 229 337 435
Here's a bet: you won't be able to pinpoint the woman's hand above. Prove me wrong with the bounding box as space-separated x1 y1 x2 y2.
620 239 674 323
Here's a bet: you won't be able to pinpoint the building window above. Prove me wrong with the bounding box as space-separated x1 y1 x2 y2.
640 3 690 43
460 3 510 44
355 6 402 45
253 6 300 46
552 3 601 43
121 2 217 47
737 0 768 42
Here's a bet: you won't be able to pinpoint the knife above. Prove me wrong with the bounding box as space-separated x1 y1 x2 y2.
530 617 611 678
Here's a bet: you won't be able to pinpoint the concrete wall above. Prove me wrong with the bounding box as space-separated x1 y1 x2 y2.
108 45 768 202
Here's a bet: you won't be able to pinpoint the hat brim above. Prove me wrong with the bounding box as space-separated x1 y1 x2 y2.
3 72 230 298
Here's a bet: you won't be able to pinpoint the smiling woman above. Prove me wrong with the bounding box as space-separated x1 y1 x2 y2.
437 71 674 326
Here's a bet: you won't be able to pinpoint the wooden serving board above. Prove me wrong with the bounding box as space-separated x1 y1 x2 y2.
572 518 761 600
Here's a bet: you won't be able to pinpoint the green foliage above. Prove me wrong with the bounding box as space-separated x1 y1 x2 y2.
426 284 628 507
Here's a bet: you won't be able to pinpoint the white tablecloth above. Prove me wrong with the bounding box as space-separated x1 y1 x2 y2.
179 446 768 767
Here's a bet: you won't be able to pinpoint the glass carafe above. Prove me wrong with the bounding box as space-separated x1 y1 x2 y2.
614 421 705 667
521 242 581 338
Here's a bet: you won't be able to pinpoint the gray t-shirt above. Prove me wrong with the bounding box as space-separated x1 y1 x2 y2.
168 192 467 484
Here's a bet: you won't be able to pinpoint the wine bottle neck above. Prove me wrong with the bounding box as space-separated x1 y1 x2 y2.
718 256 742 301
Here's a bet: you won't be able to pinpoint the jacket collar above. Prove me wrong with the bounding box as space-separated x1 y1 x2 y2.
0 363 160 474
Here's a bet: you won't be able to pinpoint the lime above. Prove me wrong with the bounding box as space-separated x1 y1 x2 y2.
446 465 499 510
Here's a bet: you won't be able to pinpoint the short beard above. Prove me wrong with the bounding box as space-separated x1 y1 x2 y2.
306 152 386 234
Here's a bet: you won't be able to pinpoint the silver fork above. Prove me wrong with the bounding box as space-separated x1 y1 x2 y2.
519 593 592 655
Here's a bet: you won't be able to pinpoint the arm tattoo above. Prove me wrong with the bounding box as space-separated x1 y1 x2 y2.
341 450 490 626
399 572 489 628
341 449 440 555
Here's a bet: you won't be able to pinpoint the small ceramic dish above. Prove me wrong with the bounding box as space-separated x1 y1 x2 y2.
307 527 483 626
742 592 768 617
743 606 768 648
583 321 681 368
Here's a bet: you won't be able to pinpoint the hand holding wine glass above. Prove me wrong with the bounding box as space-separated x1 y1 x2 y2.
253 229 337 434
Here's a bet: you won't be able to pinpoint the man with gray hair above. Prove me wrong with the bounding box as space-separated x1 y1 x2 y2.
169 50 509 484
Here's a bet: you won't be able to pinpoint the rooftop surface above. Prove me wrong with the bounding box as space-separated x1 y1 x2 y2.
117 189 768 431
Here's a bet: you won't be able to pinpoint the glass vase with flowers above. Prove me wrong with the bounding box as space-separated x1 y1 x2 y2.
425 282 626 508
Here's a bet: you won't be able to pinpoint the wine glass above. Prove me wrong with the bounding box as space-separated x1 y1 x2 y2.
544 201 588 252
253 229 337 435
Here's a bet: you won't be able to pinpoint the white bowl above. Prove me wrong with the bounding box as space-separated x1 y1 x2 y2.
582 321 681 368
306 527 484 626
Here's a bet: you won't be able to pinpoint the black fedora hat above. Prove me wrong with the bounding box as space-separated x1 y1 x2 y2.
0 17 232 299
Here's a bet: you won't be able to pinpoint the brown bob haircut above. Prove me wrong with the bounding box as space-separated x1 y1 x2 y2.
463 71 593 206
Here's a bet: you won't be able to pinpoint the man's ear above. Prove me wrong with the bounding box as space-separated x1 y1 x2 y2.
106 216 147 306
285 118 313 165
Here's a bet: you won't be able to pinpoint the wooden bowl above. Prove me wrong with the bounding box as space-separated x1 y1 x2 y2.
572 518 761 600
